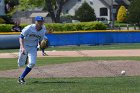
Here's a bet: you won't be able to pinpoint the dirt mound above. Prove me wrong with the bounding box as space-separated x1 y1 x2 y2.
0 60 140 78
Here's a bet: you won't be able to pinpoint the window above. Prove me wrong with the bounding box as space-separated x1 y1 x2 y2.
100 8 108 16
89 0 93 5
66 10 69 14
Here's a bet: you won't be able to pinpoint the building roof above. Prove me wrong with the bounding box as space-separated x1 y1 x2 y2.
102 0 130 6
122 0 130 5
30 12 49 17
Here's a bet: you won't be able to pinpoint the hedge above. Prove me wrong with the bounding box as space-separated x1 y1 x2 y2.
0 22 107 32
0 24 13 32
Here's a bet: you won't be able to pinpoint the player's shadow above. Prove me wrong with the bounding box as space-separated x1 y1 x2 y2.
32 80 79 84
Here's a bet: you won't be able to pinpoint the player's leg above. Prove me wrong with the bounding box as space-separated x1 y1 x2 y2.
18 48 28 84
18 47 37 84
41 49 48 56
18 49 28 67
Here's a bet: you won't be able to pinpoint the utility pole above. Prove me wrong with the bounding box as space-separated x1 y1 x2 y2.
111 0 114 29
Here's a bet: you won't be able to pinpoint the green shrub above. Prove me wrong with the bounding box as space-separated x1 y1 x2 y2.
20 24 28 28
46 23 65 31
0 22 107 32
45 22 107 32
0 24 13 32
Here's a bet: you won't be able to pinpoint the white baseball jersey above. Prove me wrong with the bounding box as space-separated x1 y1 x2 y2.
21 24 47 47
18 24 47 68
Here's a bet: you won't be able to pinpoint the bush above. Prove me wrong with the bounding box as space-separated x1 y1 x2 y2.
45 22 107 32
0 24 13 32
0 22 107 32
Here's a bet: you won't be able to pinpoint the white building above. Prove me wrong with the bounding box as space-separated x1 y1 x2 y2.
62 0 130 21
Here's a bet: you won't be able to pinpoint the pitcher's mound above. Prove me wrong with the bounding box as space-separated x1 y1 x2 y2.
0 60 140 78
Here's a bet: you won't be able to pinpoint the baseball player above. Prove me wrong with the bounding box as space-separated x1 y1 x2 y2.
17 16 47 84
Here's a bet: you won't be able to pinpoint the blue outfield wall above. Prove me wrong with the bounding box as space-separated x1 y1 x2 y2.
46 32 140 46
0 31 140 49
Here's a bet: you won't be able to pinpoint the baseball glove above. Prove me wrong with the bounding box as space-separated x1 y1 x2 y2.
40 39 48 49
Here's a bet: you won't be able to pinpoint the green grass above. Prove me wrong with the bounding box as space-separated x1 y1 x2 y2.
0 49 19 53
1 43 140 53
0 51 140 92
1 57 140 71
0 77 140 93
115 22 128 27
1 44 140 93
50 43 140 50
114 22 137 27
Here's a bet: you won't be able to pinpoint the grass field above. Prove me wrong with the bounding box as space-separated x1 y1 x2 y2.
1 43 140 53
1 43 140 93
0 57 140 71
0 77 140 93
0 57 140 93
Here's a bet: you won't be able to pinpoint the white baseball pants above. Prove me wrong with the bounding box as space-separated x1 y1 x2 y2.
18 46 37 68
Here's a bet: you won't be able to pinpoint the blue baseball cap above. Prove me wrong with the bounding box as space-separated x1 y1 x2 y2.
35 16 44 21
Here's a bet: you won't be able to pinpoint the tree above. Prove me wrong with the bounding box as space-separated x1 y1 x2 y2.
127 0 140 26
18 0 68 23
117 5 127 22
128 0 133 2
5 0 19 7
74 2 96 22
5 0 19 13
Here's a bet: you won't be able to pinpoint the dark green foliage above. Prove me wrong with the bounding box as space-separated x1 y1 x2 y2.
0 22 106 32
128 0 133 2
74 2 96 22
19 0 68 23
0 24 13 32
5 0 19 14
0 15 13 24
5 0 19 6
127 0 140 25
45 22 107 32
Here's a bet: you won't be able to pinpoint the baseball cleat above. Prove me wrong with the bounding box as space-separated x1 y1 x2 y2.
18 77 26 84
42 52 48 56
